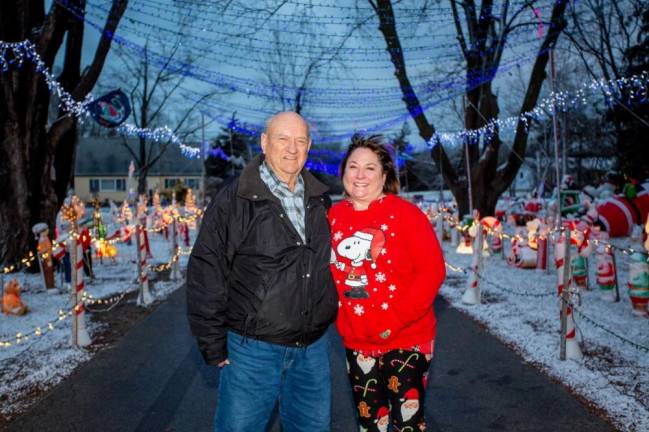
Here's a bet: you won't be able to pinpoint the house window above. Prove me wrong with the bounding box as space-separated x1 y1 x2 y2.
185 178 199 189
89 179 99 193
165 178 179 189
116 179 126 191
100 179 116 191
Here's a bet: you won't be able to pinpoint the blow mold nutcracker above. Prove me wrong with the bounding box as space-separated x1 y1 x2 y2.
32 222 56 291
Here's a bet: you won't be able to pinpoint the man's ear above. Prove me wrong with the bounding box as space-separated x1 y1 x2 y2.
260 133 268 154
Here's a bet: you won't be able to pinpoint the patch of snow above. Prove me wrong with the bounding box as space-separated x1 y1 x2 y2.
441 238 649 432
0 209 194 421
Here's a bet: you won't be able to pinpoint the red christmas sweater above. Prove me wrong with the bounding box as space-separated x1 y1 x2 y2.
328 194 446 352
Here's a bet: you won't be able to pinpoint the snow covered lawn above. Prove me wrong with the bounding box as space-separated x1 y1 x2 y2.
0 223 192 426
441 239 649 432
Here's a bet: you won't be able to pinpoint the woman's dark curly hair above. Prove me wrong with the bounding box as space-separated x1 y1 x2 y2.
339 134 400 195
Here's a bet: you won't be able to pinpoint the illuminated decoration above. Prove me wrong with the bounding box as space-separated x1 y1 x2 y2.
428 71 649 148
42 0 649 146
87 89 131 128
32 222 56 290
72 0 552 96
0 40 200 158
595 233 617 302
628 252 649 318
554 231 583 359
2 279 29 316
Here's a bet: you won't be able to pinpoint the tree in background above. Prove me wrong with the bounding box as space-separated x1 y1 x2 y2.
0 0 127 266
204 114 256 197
107 36 218 195
564 0 648 180
367 0 569 216
613 4 649 180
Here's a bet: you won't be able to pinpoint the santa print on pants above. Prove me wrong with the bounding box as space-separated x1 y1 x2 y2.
374 406 389 432
346 349 430 432
400 388 420 423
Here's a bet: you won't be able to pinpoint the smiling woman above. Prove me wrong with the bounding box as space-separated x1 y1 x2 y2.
340 134 399 210
329 134 445 431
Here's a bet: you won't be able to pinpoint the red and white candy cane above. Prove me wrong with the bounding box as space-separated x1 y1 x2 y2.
554 232 582 360
137 225 153 306
71 239 91 347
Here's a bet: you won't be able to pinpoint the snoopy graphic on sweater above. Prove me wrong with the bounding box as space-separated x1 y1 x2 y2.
333 228 386 299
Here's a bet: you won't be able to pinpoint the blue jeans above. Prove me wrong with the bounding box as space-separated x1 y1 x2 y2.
214 331 331 432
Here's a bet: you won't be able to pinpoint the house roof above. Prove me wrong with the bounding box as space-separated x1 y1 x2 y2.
75 136 202 176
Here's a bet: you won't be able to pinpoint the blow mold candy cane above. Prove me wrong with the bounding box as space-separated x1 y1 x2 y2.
555 232 582 360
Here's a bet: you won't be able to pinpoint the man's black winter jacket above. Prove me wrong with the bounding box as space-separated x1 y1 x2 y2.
186 155 338 365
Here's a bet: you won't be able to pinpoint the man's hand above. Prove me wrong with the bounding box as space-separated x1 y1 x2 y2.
218 359 230 368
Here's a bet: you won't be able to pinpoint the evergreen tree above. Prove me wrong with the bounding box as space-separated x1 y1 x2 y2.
204 115 255 179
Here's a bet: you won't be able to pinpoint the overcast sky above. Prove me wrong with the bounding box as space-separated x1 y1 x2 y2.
53 0 571 152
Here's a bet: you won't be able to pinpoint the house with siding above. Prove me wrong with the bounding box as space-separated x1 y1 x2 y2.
74 136 202 202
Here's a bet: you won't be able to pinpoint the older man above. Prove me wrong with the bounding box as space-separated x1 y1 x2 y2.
187 112 337 432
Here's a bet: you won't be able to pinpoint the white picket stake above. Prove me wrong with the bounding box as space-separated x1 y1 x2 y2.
136 224 153 307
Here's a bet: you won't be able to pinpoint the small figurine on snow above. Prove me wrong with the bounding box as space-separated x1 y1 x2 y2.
481 216 503 255
628 251 649 317
2 279 28 316
569 221 593 289
32 222 55 290
594 231 617 301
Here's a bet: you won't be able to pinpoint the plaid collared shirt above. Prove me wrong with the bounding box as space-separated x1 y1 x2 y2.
259 161 306 242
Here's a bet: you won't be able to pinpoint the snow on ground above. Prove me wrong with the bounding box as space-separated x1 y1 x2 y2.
441 236 649 432
2 202 648 430
0 209 194 422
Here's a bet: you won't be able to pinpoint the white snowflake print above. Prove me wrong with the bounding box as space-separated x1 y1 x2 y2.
375 272 386 283
380 248 387 255
354 304 365 316
390 215 395 219
332 218 336 226
338 301 342 308
381 224 388 231
389 284 397 292
334 231 343 241
381 302 389 310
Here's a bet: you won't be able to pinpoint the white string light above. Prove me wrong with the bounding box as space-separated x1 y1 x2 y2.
0 40 200 158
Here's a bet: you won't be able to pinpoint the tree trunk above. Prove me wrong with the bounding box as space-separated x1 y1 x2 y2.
0 0 127 267
372 0 569 218
138 168 149 195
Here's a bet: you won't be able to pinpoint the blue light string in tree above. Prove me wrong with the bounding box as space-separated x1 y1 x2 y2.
62 0 556 101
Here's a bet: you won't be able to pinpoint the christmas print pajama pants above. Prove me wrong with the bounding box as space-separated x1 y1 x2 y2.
345 348 431 431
